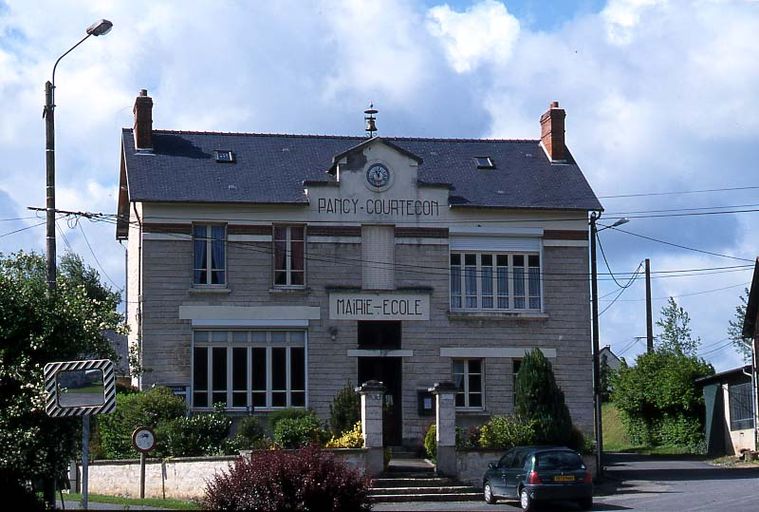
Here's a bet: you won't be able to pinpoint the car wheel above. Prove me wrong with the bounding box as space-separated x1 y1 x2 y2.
484 481 497 504
577 497 593 510
520 487 534 512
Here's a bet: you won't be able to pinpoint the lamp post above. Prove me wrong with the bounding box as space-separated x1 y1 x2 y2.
589 213 628 479
44 19 113 291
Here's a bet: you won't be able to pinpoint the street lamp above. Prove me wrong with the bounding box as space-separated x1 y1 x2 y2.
589 214 628 478
43 19 113 291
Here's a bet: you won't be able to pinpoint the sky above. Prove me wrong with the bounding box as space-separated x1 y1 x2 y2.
0 0 757 372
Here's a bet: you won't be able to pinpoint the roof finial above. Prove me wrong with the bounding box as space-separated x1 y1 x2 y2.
364 103 378 138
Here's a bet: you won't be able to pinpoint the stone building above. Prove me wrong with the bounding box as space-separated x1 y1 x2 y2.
116 91 602 447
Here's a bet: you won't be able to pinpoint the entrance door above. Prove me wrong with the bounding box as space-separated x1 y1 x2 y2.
358 357 402 446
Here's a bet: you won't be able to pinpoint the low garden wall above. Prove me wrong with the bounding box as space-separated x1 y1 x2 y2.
456 449 598 487
79 448 369 500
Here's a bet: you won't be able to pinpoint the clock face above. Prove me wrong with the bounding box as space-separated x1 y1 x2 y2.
132 427 156 452
366 163 391 189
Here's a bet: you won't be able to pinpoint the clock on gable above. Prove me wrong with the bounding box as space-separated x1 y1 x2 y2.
366 163 391 189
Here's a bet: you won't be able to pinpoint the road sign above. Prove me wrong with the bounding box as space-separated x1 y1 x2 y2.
44 359 116 417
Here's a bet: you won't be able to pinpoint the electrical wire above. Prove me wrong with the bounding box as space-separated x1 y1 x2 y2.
599 185 759 199
0 220 47 238
601 224 754 263
599 263 643 317
77 222 122 291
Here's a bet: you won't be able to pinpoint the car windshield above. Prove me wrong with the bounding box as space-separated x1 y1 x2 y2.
535 451 583 470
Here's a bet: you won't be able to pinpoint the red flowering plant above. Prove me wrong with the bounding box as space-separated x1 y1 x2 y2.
203 444 371 511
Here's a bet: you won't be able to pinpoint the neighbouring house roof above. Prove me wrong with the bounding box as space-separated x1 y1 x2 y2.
743 258 759 339
695 365 751 385
119 129 602 211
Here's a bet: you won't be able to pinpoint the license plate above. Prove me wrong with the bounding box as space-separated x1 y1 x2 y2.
553 475 575 482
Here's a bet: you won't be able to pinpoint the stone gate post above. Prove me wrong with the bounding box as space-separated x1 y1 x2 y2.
430 381 457 476
357 380 385 476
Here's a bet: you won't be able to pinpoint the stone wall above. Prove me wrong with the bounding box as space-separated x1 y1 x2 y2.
80 449 369 500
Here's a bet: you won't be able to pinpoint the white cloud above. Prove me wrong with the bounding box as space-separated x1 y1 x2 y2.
426 0 520 73
601 0 667 44
0 0 756 371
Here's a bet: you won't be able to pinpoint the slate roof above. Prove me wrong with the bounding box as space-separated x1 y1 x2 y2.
121 128 602 211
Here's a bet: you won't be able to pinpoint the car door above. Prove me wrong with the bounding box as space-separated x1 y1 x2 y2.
504 448 528 497
489 449 514 496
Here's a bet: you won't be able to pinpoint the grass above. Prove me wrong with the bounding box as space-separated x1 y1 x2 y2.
602 402 632 451
63 492 201 510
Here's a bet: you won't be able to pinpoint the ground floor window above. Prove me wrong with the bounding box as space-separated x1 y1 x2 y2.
453 359 483 409
728 381 754 431
192 330 306 410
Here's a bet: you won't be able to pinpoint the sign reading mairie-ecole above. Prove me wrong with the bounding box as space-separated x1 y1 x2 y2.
329 292 430 321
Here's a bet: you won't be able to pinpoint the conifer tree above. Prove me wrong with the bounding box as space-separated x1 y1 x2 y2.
514 348 574 445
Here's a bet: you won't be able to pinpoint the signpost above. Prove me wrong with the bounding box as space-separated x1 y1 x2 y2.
44 359 116 510
132 427 156 499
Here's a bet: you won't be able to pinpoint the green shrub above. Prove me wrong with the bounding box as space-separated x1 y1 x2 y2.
478 415 535 449
423 424 437 460
326 422 364 448
273 414 327 448
157 406 232 457
456 425 482 450
203 446 371 511
236 416 266 445
612 351 713 449
97 387 186 459
267 408 313 431
330 383 361 435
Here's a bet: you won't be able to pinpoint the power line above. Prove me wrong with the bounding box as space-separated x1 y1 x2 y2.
599 263 643 317
78 222 122 291
602 224 754 263
599 185 759 199
0 220 47 239
599 281 749 302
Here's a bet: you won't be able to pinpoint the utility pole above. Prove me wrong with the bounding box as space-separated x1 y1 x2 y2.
44 80 56 291
589 212 603 478
645 258 653 353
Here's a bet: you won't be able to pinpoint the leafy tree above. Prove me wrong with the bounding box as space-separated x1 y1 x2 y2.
656 297 700 356
514 348 574 446
612 351 713 449
727 288 752 362
600 355 615 402
0 251 120 507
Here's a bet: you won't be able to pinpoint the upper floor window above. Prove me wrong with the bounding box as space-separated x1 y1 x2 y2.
450 252 541 311
193 224 226 285
273 225 305 286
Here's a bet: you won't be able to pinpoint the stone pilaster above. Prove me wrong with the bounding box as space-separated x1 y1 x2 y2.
430 381 457 476
357 380 385 476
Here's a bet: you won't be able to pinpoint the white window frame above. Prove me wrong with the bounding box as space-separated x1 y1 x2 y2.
273 225 306 288
453 359 484 410
192 224 227 286
449 251 542 312
191 330 307 411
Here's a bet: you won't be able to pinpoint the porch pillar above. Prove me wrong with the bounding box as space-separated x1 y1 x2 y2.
357 380 385 476
430 381 457 476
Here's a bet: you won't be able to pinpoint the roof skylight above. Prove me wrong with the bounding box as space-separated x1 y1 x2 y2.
474 156 494 169
214 150 235 163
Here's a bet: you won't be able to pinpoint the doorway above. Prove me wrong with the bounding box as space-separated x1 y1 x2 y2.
358 357 402 446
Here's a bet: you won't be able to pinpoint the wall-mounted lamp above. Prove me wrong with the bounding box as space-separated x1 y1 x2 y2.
328 327 338 341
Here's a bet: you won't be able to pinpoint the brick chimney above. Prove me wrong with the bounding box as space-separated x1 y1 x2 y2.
540 101 566 162
133 89 153 150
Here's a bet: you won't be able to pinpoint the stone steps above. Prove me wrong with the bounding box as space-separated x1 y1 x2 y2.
369 456 483 503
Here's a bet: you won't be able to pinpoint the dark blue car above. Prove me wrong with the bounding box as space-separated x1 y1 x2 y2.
482 446 593 511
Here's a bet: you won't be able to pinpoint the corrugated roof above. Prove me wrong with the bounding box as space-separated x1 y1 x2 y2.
121 129 602 211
